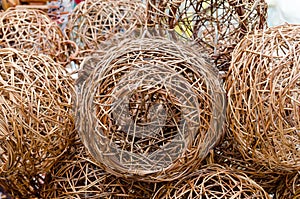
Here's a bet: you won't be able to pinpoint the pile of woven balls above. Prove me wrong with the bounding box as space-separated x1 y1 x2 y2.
0 0 299 198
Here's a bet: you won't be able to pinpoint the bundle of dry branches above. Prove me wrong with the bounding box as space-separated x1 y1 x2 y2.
0 48 75 198
65 0 146 52
146 0 267 72
153 164 270 198
40 138 160 199
75 29 226 182
276 172 299 199
0 8 76 65
226 24 300 172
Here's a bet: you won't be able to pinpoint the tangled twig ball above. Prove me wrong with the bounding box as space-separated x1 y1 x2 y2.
0 8 76 65
0 48 75 198
76 30 226 182
276 172 300 199
226 24 300 171
40 139 160 199
66 0 146 51
146 0 268 71
153 164 271 198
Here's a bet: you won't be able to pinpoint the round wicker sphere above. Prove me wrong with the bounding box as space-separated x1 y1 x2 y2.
226 24 300 171
41 139 160 199
0 8 75 65
66 0 146 51
0 49 75 198
76 30 226 182
153 164 271 199
146 0 267 71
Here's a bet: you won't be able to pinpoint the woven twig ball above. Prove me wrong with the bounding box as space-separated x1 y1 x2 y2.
41 139 160 198
146 0 268 71
76 30 226 182
0 8 76 65
66 0 146 51
276 172 300 199
0 49 75 198
226 24 300 172
153 164 270 198
210 131 287 193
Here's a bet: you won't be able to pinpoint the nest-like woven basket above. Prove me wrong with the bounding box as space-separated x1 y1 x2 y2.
41 139 160 198
0 48 75 198
65 0 146 52
146 0 267 71
153 164 271 198
76 29 226 182
210 130 287 193
276 172 300 199
0 8 76 65
226 24 300 171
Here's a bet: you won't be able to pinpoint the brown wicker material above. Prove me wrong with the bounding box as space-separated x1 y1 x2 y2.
276 172 300 199
65 0 146 52
226 24 300 172
40 138 160 199
153 164 271 198
0 48 75 198
146 0 268 72
210 129 287 193
0 8 77 65
75 29 226 182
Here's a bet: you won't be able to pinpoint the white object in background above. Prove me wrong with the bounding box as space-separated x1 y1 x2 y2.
266 0 300 26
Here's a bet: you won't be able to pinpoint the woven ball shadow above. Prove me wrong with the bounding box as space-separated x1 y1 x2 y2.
0 8 77 65
0 48 75 198
152 164 271 198
275 171 299 199
66 0 146 53
75 29 226 182
208 129 287 193
226 24 300 172
40 138 160 199
146 0 268 72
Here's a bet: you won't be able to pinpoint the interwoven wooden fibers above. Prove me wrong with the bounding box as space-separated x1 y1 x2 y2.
0 8 76 65
146 0 267 72
40 139 160 199
276 171 299 199
226 24 300 172
65 0 146 52
0 48 75 198
153 164 271 198
76 30 226 182
210 130 287 193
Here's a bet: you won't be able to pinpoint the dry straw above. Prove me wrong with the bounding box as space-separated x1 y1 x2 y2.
0 8 77 65
76 29 226 182
66 0 146 52
0 48 75 198
152 164 271 198
40 138 160 199
226 24 300 171
146 0 267 72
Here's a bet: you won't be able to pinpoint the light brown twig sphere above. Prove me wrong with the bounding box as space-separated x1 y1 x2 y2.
226 24 300 172
0 48 75 198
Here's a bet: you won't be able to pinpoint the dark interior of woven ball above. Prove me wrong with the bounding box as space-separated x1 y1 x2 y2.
0 8 73 65
76 31 226 181
146 0 268 72
0 49 75 198
226 24 300 172
153 164 270 199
